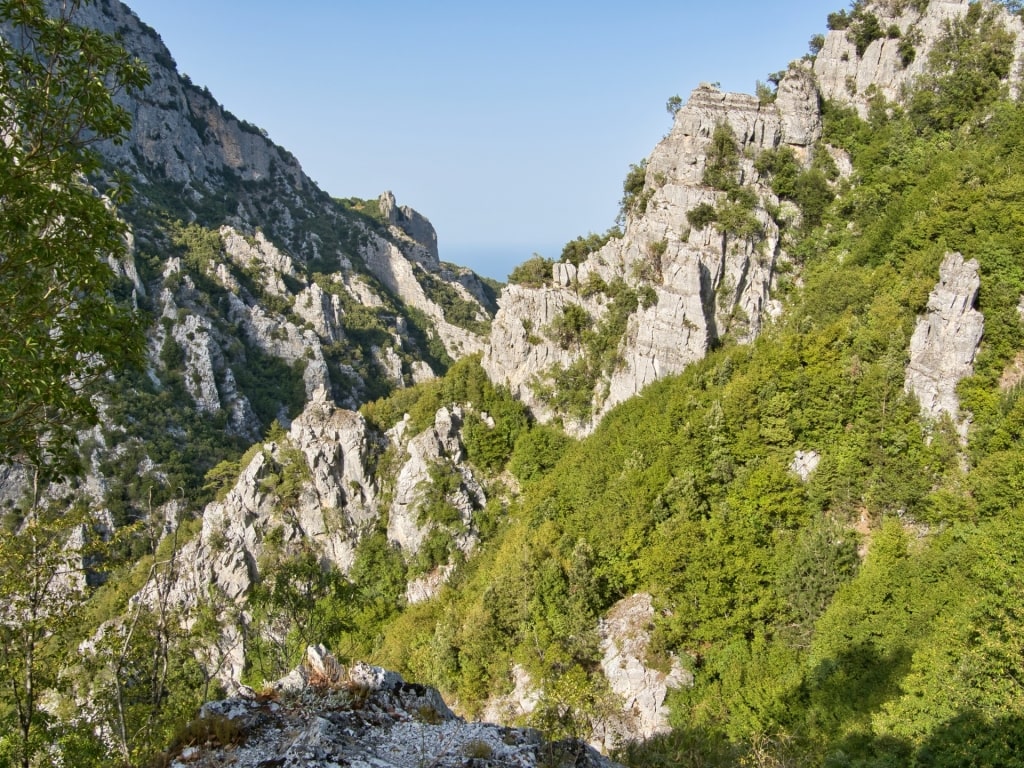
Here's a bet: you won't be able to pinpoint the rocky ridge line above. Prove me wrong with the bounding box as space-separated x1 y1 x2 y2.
75 0 492 370
814 0 1024 117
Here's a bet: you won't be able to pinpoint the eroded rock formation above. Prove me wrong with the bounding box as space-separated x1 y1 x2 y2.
905 252 984 438
484 67 822 434
814 0 1024 117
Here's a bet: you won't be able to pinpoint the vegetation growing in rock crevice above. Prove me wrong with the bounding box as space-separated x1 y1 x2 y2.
559 227 623 266
618 159 652 222
415 267 492 335
534 279 644 423
754 144 838 230
688 122 768 243
507 254 555 287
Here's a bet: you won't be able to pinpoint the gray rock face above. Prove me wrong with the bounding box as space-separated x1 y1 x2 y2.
480 594 690 753
52 0 494 386
129 399 489 686
790 450 822 482
133 404 381 682
379 190 441 268
61 2 308 195
167 648 621 768
387 407 485 558
905 252 984 439
595 594 692 751
814 0 1024 117
360 220 488 360
171 312 221 414
484 71 821 434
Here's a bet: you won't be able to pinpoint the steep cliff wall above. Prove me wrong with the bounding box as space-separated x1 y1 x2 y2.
814 0 1024 115
67 0 491 376
483 67 822 434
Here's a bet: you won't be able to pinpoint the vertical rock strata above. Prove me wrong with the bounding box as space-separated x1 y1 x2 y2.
484 68 822 434
814 0 1024 116
905 252 984 438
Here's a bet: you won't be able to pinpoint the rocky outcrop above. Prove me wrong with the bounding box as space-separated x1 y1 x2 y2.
791 449 822 481
480 594 690 752
171 313 222 414
814 0 1024 117
359 216 489 360
379 190 440 268
594 594 692 751
0 2 502 542
905 252 984 439
165 648 621 768
50 0 495 392
484 69 821 434
387 407 485 558
64 1 307 194
133 405 380 682
130 399 489 684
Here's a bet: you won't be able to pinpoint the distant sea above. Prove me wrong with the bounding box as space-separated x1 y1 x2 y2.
440 244 560 283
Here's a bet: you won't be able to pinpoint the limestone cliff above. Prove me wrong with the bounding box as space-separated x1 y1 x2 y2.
484 67 822 434
0 0 497 519
905 252 984 439
814 0 1024 117
73 0 491 372
128 396 690 751
483 0 1024 436
133 397 490 682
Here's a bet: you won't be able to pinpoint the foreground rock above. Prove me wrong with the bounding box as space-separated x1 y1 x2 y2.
163 647 622 768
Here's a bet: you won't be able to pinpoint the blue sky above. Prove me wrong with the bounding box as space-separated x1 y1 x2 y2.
123 1 838 280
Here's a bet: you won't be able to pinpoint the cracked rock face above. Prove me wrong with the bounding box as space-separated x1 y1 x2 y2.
166 648 622 768
905 252 984 439
480 594 691 753
814 0 1024 117
130 400 489 686
387 406 485 558
594 594 692 751
484 70 820 435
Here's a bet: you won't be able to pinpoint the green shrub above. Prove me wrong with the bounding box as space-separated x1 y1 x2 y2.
509 424 572 483
508 255 555 287
619 159 650 220
702 123 741 191
547 304 591 350
849 10 883 56
687 202 718 230
560 228 621 266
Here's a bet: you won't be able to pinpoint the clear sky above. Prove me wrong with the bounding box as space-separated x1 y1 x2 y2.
123 1 838 280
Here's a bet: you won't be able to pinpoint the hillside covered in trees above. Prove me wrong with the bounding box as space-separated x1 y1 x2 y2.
3 1 1024 767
